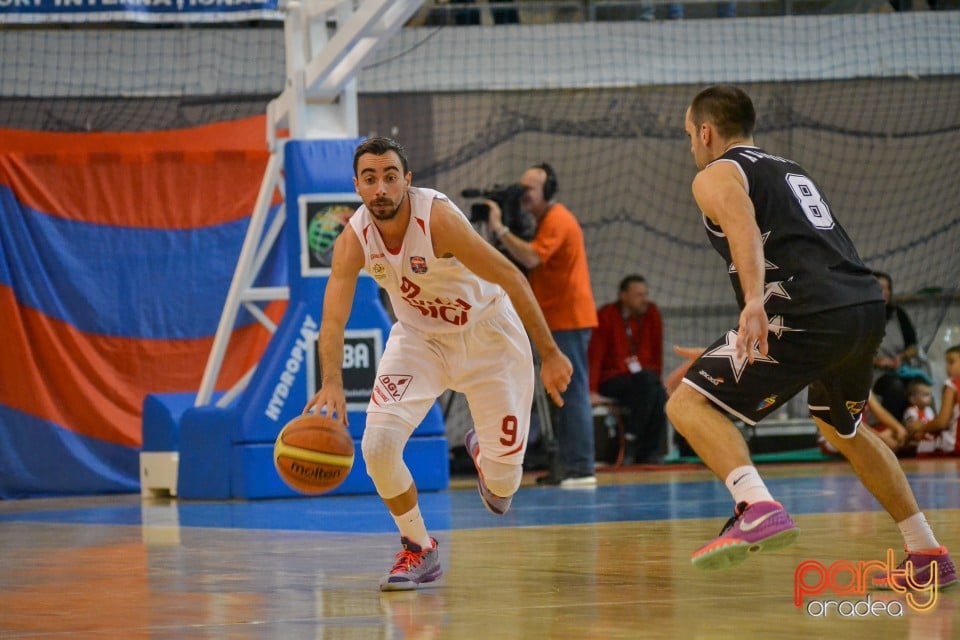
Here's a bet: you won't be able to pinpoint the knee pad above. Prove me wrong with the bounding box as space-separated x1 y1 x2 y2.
360 415 414 499
479 458 522 498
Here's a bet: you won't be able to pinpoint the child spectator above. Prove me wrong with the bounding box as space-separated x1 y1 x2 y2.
906 345 960 457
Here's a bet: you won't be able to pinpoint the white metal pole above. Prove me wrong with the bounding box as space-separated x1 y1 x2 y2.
195 153 282 406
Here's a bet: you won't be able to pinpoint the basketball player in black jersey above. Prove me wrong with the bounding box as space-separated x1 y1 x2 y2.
666 85 955 589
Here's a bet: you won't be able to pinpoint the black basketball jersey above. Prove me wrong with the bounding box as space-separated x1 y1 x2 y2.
703 145 883 316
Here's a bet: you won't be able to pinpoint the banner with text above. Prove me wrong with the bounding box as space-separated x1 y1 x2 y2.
0 0 282 24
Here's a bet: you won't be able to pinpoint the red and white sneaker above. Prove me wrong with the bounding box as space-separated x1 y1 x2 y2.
379 537 443 591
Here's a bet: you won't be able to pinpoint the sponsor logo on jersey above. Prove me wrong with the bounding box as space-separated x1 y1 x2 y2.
410 256 428 274
372 262 386 280
756 395 778 411
373 385 390 404
378 374 412 402
698 369 724 386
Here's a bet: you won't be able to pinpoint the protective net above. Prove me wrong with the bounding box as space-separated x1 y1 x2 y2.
3 13 958 426
0 28 283 131
355 16 960 391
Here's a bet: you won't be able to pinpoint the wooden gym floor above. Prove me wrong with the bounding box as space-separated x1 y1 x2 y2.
1 458 958 639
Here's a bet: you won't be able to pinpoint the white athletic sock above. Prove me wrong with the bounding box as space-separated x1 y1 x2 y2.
392 504 432 550
898 512 940 552
724 465 775 506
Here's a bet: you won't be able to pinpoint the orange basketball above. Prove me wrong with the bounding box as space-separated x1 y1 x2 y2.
273 413 355 495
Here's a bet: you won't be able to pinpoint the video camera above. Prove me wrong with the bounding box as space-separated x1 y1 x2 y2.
461 184 536 242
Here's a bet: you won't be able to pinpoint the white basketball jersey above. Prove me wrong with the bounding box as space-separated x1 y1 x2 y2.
916 379 960 456
349 187 509 333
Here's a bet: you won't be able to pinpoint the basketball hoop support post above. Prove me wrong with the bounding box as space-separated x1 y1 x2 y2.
194 0 424 409
141 0 426 499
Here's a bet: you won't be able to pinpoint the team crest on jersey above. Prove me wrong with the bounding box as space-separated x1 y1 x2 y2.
378 374 412 402
371 262 386 280
409 256 428 274
846 400 866 415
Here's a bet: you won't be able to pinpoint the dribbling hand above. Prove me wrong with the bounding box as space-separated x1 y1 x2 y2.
303 383 349 426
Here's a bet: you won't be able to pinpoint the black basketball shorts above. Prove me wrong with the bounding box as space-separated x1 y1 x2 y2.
681 301 885 437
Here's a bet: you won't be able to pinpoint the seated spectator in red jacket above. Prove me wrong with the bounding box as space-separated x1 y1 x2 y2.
588 274 668 464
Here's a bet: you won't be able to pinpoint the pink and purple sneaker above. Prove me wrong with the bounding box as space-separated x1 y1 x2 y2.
871 546 958 591
692 500 800 571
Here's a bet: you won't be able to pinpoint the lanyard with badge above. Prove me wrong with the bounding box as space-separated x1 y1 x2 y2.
624 311 642 373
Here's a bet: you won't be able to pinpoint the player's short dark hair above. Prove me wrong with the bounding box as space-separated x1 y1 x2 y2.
353 137 410 177
689 85 756 140
946 344 960 358
619 274 647 292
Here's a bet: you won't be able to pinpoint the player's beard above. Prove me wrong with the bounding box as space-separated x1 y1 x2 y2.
369 192 403 221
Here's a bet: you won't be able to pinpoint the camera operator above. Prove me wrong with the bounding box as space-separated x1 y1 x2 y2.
462 184 537 272
486 163 599 488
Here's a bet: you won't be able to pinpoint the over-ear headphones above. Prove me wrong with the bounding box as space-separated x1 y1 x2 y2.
537 162 558 201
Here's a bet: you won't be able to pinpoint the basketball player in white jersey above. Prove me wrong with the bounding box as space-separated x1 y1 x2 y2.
304 137 573 591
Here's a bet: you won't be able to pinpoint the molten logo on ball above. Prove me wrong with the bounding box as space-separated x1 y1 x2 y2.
290 460 347 482
274 413 355 495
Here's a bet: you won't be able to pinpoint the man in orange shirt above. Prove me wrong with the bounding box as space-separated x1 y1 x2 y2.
487 163 599 487
588 275 668 464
